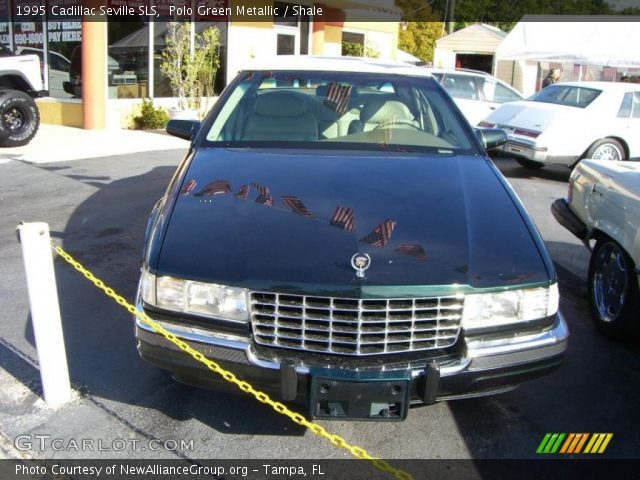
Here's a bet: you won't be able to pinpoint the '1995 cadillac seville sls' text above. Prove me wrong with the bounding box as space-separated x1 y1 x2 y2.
135 57 568 421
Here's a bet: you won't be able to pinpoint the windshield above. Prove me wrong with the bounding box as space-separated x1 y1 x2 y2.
529 85 602 108
203 70 476 153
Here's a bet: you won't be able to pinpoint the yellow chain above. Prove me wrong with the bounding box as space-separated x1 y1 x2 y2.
51 242 413 480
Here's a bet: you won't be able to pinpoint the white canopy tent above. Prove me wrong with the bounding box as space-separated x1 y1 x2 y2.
496 16 640 68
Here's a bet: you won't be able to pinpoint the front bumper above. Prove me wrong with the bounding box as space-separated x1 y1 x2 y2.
135 309 568 407
30 89 49 98
551 198 588 241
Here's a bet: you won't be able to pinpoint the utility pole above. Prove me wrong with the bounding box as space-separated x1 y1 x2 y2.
447 0 456 34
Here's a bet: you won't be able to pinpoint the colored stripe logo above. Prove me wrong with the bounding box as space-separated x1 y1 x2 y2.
537 433 613 454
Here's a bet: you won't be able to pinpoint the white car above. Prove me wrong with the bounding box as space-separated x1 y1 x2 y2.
552 159 640 337
482 82 640 169
430 69 523 126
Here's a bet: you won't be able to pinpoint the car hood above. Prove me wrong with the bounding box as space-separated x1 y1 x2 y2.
485 100 574 132
156 148 550 295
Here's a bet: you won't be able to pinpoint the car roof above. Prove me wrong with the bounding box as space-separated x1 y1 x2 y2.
242 55 433 77
425 68 489 77
552 81 640 92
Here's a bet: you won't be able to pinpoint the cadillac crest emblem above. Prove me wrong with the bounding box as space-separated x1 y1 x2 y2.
351 253 371 278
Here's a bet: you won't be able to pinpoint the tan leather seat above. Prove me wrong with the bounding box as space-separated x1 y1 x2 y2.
241 92 318 141
348 100 418 134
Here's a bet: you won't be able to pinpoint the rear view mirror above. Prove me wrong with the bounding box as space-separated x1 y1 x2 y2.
166 119 201 141
475 128 507 150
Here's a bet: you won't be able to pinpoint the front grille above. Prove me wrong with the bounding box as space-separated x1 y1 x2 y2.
250 292 464 356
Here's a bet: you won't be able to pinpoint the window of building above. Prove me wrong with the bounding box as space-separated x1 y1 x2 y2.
108 20 150 99
0 4 227 102
46 12 82 99
342 31 365 57
153 20 227 98
274 2 310 56
0 0 10 46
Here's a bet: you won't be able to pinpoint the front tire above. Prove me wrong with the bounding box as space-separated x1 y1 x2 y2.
0 89 40 147
588 239 640 338
516 158 545 170
585 138 625 161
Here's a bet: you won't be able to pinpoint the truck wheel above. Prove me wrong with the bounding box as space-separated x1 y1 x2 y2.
516 158 544 170
588 239 640 338
0 90 40 147
585 138 625 161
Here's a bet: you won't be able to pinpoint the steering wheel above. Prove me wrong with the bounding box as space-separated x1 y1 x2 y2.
374 119 421 130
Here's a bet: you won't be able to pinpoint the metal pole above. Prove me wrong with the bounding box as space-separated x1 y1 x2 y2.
17 222 71 407
447 0 456 35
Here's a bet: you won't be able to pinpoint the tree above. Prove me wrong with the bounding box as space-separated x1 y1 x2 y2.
398 22 445 63
342 40 382 58
160 22 221 112
396 0 445 62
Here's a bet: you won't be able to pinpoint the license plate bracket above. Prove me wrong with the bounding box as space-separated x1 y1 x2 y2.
309 369 410 421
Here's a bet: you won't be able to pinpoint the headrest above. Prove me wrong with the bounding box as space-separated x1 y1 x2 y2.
315 84 358 98
361 100 414 123
254 92 307 117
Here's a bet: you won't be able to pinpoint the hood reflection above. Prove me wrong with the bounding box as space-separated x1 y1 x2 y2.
181 179 197 196
252 182 274 206
282 195 313 217
394 244 427 261
359 219 396 248
182 177 422 260
235 184 250 199
194 179 231 197
330 206 356 232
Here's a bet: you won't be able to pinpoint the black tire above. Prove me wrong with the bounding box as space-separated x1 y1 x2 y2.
588 239 640 338
0 89 40 147
584 138 626 161
516 158 545 170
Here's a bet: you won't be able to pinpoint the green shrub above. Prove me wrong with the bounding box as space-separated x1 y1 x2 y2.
134 99 169 130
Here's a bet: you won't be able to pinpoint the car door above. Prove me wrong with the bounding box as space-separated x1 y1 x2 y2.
616 91 640 159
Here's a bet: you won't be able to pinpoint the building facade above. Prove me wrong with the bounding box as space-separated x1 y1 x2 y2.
0 0 399 129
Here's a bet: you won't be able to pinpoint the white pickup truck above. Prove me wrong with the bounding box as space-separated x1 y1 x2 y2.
552 159 640 337
0 43 46 147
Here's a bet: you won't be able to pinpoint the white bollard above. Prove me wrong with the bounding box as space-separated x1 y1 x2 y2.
17 222 71 407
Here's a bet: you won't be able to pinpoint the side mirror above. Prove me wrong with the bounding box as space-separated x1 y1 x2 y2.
166 119 201 141
475 128 507 150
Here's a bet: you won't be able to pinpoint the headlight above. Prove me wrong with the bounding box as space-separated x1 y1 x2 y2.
462 283 558 331
140 269 156 305
140 271 249 323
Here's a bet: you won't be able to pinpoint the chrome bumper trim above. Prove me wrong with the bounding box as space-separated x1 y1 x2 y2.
135 315 250 351
466 312 569 359
136 306 567 377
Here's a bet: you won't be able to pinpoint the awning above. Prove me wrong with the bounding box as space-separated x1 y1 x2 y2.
496 16 640 68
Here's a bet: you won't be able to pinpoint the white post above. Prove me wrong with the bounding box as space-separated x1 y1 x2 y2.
17 222 71 407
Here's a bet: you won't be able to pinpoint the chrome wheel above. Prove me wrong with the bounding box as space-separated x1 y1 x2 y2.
2 106 26 133
591 143 623 161
592 242 628 322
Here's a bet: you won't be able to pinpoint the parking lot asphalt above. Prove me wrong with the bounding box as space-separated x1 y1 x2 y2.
1 148 639 464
